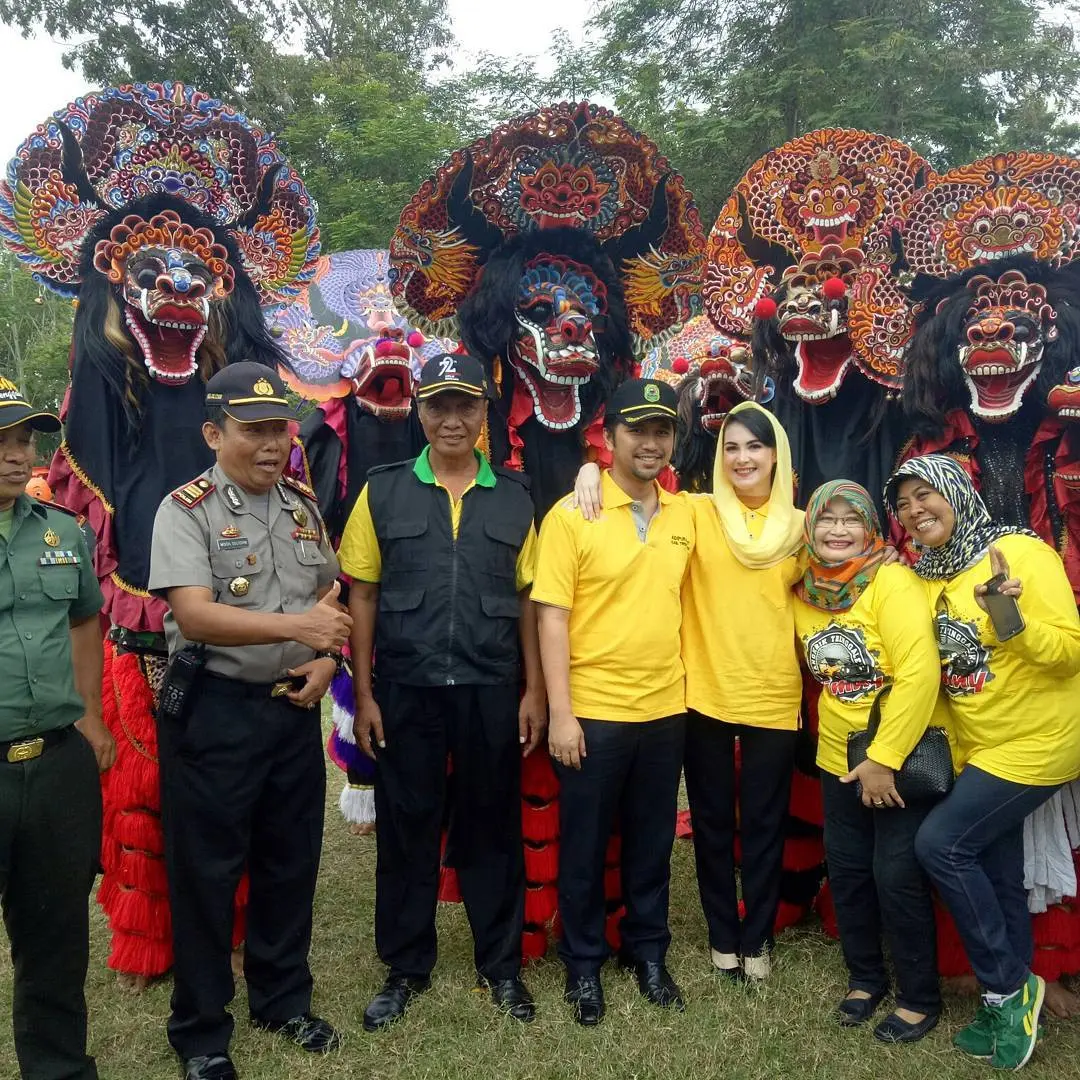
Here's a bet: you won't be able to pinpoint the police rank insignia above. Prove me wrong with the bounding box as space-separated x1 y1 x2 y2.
292 526 320 542
228 576 250 597
43 528 60 546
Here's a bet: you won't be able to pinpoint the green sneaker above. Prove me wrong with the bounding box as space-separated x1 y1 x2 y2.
987 973 1045 1071
953 1004 996 1060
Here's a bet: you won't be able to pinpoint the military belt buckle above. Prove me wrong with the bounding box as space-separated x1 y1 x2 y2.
270 680 292 698
7 738 45 763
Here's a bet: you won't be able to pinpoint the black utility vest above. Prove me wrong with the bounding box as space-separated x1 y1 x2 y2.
367 459 534 686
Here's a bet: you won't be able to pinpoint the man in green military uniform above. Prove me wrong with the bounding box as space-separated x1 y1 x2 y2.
149 362 350 1080
0 376 114 1080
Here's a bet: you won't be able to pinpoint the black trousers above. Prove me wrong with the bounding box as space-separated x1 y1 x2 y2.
158 676 325 1059
683 711 796 956
0 726 101 1080
372 680 524 981
556 715 685 979
820 773 941 1012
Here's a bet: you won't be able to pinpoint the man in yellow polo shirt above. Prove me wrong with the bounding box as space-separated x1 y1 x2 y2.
534 378 694 1026
338 353 546 1031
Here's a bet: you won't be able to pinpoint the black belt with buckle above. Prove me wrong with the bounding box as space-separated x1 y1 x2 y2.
202 671 303 700
0 725 74 764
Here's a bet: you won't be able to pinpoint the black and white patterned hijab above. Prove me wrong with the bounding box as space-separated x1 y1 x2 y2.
884 454 1038 580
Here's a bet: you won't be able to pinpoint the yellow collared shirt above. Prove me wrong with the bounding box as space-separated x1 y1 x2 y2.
532 470 695 722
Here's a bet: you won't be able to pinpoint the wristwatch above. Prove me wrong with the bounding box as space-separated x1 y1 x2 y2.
315 650 345 673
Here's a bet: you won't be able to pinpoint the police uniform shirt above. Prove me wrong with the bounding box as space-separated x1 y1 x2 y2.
0 495 104 740
148 463 339 682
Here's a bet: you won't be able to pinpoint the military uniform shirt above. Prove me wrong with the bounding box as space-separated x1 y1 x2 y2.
148 463 339 682
0 495 104 740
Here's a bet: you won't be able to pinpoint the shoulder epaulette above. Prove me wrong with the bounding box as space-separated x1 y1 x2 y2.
282 474 317 501
35 498 85 526
170 477 215 509
367 458 414 477
492 465 532 490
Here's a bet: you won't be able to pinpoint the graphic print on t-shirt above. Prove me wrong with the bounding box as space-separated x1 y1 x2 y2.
804 625 885 701
936 613 993 696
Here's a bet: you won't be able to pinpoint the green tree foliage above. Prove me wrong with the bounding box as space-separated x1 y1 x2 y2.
590 0 1080 222
0 252 75 459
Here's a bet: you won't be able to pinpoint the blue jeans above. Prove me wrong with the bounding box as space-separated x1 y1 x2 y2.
914 766 1059 995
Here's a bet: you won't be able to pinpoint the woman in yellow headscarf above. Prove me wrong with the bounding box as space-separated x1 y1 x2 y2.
574 400 804 980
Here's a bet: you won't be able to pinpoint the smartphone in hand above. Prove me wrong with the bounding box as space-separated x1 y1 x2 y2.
982 572 1026 641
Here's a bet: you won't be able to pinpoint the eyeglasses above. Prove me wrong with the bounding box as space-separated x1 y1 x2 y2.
816 515 864 529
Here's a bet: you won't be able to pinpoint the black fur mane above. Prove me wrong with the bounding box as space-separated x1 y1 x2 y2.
456 226 634 431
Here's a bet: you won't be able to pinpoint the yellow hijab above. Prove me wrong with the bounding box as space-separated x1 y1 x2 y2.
711 401 804 568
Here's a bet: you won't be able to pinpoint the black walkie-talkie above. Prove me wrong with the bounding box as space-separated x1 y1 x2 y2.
158 644 206 721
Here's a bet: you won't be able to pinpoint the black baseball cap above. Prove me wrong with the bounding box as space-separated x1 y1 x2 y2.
205 362 299 423
416 352 488 400
607 378 678 425
0 375 61 433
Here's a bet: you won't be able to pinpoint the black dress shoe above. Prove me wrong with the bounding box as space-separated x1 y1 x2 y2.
251 1012 341 1052
837 989 887 1027
363 974 431 1032
479 975 536 1023
182 1055 237 1080
873 1010 940 1043
631 960 685 1011
565 975 605 1026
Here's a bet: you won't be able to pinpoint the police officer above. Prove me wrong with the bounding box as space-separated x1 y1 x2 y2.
0 377 114 1080
148 363 350 1080
340 352 546 1030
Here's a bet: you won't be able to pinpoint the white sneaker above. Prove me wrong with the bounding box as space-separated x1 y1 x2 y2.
710 949 740 974
741 951 771 981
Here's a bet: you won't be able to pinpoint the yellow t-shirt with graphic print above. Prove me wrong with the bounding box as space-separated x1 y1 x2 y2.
794 562 943 777
929 533 1080 786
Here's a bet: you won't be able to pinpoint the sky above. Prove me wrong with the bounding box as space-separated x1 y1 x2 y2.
0 0 592 157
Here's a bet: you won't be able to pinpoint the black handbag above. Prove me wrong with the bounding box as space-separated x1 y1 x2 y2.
846 688 954 803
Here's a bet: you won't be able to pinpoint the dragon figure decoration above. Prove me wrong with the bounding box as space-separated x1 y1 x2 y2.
269 248 453 832
703 129 929 515
389 100 706 518
389 100 706 961
641 315 763 492
0 81 319 985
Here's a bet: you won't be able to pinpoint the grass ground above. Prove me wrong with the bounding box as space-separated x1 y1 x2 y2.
2 745 1078 1080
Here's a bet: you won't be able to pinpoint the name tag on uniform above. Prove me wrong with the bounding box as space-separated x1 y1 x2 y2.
39 550 80 566
217 537 250 551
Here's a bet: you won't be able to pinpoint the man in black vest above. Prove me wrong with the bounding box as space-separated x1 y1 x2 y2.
339 352 546 1029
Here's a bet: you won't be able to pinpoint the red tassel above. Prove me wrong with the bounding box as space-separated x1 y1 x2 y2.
773 900 805 935
520 750 560 802
523 840 560 885
521 799 560 843
604 906 625 951
524 885 558 926
1032 901 1080 950
603 866 622 900
1032 945 1069 983
675 810 693 840
438 866 462 904
783 834 826 872
604 833 621 866
788 770 824 827
521 926 548 963
815 882 839 939
117 848 169 895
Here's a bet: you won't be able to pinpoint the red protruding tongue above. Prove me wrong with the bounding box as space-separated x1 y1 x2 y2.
974 370 1032 412
150 324 198 373
530 377 579 425
793 336 852 399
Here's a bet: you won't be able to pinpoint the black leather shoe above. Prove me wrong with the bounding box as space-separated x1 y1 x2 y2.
479 975 536 1023
837 989 887 1027
251 1012 341 1052
565 975 605 1026
873 1010 940 1043
363 974 431 1032
632 960 685 1010
182 1055 237 1080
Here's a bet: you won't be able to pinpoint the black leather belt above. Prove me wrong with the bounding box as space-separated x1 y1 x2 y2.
202 671 301 700
0 724 74 764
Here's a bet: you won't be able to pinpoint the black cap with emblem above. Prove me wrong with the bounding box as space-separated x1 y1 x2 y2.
205 362 300 423
0 375 61 433
607 378 678 425
416 353 488 400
